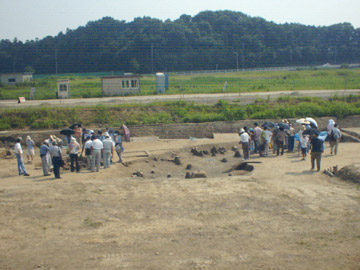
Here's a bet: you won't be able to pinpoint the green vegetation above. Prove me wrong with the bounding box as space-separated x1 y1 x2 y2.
1 11 359 74
1 95 360 131
1 68 360 100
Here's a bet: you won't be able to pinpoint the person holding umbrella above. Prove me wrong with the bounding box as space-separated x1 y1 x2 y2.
60 128 75 146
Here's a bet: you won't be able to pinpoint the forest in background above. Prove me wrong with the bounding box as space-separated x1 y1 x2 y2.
0 10 359 75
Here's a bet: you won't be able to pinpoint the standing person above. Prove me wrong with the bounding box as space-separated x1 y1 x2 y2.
275 127 287 156
39 140 51 176
262 126 273 156
49 140 63 179
122 124 131 142
239 128 251 160
84 136 92 169
102 132 114 169
327 119 335 135
271 126 279 154
14 137 30 176
299 134 310 160
73 125 83 148
310 132 324 171
115 131 124 163
25 136 35 164
287 124 296 152
68 137 80 173
91 135 103 172
253 123 262 154
329 124 342 155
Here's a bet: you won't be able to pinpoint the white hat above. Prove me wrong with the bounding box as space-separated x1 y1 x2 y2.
104 132 110 137
239 128 245 134
71 137 76 142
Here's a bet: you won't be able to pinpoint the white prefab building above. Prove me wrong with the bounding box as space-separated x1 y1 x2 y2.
57 79 70 99
101 75 140 96
0 72 33 85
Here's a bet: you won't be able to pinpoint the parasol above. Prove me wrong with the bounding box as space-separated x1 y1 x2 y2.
302 128 319 136
60 128 75 136
305 117 318 128
262 121 275 128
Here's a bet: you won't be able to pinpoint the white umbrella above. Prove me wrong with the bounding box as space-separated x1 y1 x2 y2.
305 117 318 128
296 118 311 125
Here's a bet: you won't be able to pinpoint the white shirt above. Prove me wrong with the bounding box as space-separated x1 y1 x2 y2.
91 139 103 150
69 142 80 154
103 138 114 151
84 140 92 149
14 142 23 155
300 136 309 148
240 132 250 143
264 130 272 142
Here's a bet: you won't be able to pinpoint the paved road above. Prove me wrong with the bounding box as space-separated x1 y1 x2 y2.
1 89 359 108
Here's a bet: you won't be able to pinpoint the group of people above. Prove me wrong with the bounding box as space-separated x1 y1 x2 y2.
15 127 127 179
238 119 342 172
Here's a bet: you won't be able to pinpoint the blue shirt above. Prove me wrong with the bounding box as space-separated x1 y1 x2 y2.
39 144 50 156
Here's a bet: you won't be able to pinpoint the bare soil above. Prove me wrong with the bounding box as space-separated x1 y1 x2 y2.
0 135 360 270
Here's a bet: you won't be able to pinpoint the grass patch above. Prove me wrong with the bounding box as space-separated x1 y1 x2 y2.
1 95 360 131
1 68 360 100
83 217 102 229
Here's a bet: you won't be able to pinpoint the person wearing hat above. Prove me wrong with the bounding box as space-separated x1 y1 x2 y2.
68 137 80 173
25 135 35 164
14 137 30 176
310 131 324 171
39 140 51 176
91 135 103 172
102 132 114 169
239 128 251 160
49 140 63 179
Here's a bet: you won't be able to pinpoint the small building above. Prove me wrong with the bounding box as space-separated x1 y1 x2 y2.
101 75 140 96
0 72 33 85
57 79 70 99
156 73 166 94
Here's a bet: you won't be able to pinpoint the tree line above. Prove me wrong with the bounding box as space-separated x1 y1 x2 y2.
0 10 359 75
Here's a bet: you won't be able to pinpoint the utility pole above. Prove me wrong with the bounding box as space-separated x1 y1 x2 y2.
242 42 245 71
55 48 58 75
151 43 154 73
233 52 239 72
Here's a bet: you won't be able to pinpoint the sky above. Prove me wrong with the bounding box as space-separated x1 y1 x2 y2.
1 0 359 42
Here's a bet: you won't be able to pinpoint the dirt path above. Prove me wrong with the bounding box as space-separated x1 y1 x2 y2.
1 89 360 108
0 136 359 270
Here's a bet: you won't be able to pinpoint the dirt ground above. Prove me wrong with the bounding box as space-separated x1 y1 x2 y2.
0 134 359 270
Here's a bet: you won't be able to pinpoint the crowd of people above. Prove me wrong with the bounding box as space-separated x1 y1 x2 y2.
14 119 342 179
14 126 128 179
238 119 342 172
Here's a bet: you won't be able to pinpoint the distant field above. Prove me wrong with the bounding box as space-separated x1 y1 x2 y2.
1 68 360 100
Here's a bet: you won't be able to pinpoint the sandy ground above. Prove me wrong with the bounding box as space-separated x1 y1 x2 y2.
0 135 359 270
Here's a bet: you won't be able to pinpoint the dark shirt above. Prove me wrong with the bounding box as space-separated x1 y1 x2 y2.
276 131 287 143
311 137 323 153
